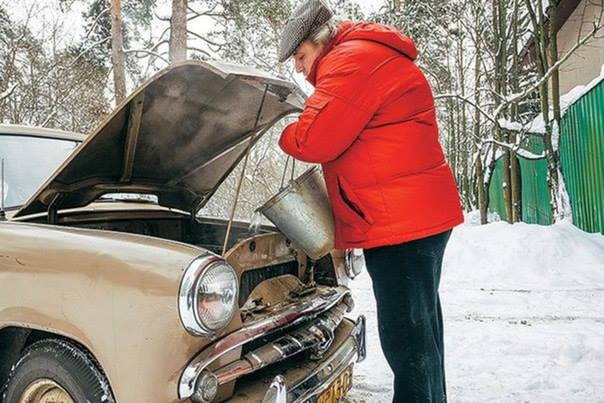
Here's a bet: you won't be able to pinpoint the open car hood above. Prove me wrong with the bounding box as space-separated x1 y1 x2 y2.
15 60 305 218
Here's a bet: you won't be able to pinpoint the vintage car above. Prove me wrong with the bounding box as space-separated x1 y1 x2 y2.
0 60 366 403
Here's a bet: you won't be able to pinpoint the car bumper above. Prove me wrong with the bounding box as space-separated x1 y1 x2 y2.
229 315 366 403
179 286 366 403
272 315 366 403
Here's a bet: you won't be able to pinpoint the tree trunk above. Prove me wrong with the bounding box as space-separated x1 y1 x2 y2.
170 0 188 63
548 0 563 220
510 155 521 221
456 14 469 209
473 1 487 224
510 0 522 223
527 0 558 221
493 0 512 222
476 154 488 225
111 0 126 104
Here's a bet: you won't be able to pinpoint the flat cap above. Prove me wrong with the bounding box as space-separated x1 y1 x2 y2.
278 0 334 63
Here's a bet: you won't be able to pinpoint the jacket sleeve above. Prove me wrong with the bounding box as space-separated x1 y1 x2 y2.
279 52 382 163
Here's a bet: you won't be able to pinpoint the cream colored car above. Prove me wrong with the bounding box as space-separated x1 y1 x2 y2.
0 61 365 403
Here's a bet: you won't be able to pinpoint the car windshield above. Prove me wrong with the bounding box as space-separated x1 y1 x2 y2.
0 134 79 209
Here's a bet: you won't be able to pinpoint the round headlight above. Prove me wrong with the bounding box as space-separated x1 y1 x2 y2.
195 261 238 331
179 255 239 336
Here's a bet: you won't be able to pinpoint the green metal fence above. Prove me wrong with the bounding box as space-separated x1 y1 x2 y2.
488 78 604 234
519 136 553 225
560 80 604 234
488 135 552 225
488 158 507 221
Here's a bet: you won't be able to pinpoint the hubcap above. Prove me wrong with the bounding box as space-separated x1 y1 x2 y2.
19 379 75 403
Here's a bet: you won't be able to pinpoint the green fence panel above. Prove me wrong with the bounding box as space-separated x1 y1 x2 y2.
488 79 603 233
488 158 507 221
488 136 552 224
519 135 552 225
560 79 604 234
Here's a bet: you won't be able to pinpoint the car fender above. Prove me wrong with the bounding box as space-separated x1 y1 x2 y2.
0 221 237 402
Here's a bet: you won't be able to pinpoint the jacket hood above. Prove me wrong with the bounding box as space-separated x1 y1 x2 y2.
306 21 418 85
14 60 305 219
335 21 418 60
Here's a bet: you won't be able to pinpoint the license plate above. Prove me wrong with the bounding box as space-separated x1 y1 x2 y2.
317 365 353 403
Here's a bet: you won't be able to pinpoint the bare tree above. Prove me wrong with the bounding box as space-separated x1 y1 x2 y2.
169 0 187 62
432 0 603 224
522 0 603 221
0 3 109 132
111 0 126 103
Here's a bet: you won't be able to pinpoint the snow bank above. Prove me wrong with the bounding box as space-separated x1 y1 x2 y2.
346 218 604 403
442 218 604 290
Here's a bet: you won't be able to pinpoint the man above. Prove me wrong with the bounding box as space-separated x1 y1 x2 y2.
277 1 464 402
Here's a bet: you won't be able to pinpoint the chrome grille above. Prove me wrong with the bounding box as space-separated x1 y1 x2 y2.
239 261 298 306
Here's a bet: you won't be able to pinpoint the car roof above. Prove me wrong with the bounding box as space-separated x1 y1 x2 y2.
0 124 86 142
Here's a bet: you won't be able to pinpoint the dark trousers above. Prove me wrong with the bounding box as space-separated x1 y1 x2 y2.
364 230 452 403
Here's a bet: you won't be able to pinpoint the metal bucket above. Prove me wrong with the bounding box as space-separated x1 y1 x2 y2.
258 166 334 260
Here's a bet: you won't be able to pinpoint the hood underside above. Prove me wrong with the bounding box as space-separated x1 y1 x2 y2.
15 60 305 218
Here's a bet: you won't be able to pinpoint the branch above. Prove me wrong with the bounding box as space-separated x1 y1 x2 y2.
186 46 212 58
498 117 546 135
495 21 604 117
482 138 545 160
146 24 171 52
39 107 58 128
154 9 171 21
0 83 17 101
187 4 225 22
434 93 497 125
84 7 110 39
59 37 111 70
187 3 222 18
124 48 170 64
149 38 169 52
187 30 225 49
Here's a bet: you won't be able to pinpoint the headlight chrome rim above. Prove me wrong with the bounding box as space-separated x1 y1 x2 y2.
179 254 239 336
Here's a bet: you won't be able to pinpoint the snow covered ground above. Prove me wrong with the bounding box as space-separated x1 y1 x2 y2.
345 215 604 403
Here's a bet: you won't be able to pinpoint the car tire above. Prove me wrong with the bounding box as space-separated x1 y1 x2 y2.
2 338 114 403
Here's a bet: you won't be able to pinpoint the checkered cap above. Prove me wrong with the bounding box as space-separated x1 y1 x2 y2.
278 0 334 63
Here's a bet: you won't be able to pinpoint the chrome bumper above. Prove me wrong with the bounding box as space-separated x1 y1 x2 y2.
269 315 366 403
179 286 354 401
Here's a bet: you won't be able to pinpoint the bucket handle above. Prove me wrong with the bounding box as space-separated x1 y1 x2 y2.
279 156 297 190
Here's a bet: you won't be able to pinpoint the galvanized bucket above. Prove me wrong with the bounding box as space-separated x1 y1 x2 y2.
258 166 335 260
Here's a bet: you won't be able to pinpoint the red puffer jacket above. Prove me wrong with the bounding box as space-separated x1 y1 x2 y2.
279 21 464 250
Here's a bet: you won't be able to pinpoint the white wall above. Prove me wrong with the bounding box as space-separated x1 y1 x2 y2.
557 0 604 95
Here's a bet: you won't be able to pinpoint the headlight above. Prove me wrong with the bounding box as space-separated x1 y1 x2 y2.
179 255 239 336
345 248 365 279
